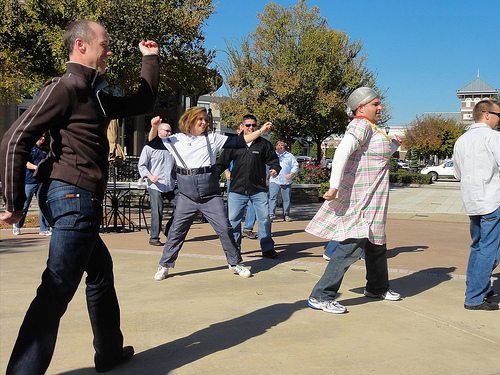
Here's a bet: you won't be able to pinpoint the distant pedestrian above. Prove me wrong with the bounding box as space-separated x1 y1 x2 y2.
218 115 281 259
138 119 177 246
12 134 51 236
453 99 500 311
306 87 402 314
268 140 299 222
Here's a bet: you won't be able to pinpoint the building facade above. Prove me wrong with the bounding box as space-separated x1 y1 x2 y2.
456 75 499 124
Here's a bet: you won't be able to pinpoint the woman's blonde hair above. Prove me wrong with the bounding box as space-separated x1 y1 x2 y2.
179 107 208 134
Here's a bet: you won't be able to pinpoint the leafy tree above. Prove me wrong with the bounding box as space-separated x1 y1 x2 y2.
219 0 379 161
291 139 303 155
0 0 219 104
404 114 466 159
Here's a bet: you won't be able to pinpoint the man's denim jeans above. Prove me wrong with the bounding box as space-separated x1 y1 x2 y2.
465 205 500 306
15 182 49 231
269 182 291 218
310 238 389 301
228 191 274 252
7 180 123 375
243 200 256 231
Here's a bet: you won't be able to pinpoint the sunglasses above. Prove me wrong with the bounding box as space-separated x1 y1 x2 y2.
484 111 500 118
244 123 257 128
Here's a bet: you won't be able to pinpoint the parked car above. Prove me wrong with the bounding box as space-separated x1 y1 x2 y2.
396 159 409 169
420 159 456 181
296 156 312 166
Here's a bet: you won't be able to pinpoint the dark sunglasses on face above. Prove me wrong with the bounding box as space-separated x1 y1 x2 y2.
244 123 257 128
484 110 500 118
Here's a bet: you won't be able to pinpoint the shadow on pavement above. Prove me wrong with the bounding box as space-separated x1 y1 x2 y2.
342 267 457 307
242 240 326 274
58 300 305 375
0 237 48 253
387 245 429 258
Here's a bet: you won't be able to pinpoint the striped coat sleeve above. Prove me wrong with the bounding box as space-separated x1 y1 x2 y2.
0 78 68 211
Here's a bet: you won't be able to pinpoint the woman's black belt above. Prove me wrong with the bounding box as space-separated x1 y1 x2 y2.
176 166 213 175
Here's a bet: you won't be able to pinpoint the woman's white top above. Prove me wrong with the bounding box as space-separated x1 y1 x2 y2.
162 132 228 168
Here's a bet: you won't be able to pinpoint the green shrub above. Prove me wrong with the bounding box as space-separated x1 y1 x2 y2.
319 181 329 197
389 158 399 172
293 166 330 184
389 170 432 184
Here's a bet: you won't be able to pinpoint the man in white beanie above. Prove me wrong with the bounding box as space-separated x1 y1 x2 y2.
305 87 402 314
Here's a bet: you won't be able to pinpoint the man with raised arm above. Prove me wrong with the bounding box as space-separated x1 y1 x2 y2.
0 20 159 373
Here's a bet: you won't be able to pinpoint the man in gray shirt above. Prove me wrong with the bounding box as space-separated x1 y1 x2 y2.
138 120 177 246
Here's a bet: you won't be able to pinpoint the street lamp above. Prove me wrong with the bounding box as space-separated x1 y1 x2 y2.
384 126 390 135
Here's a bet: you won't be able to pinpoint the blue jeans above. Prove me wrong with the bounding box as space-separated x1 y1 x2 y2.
269 182 292 218
310 238 389 301
465 205 500 306
15 182 49 231
324 240 365 259
7 180 124 374
228 191 274 252
243 200 255 231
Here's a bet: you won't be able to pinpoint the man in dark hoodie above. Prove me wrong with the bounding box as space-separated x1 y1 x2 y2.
0 20 159 374
218 114 281 259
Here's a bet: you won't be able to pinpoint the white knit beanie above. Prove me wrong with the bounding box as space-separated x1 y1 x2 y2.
346 87 379 116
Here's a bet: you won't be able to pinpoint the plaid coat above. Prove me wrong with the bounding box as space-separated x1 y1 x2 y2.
305 117 392 245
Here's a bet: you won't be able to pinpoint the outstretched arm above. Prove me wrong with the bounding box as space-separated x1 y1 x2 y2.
243 122 273 143
148 116 161 141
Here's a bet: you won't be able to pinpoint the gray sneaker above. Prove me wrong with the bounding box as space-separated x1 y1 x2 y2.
364 289 401 301
12 225 20 235
307 297 347 314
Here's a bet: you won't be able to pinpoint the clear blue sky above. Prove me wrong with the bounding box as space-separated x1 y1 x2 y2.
203 0 499 127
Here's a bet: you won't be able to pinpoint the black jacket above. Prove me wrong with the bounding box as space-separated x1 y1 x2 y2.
218 137 281 195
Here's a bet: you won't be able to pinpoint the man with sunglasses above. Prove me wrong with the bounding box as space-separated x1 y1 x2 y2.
139 118 177 246
453 99 500 311
218 114 281 259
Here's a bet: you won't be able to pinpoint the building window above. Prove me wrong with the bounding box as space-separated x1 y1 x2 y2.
465 98 472 108
197 101 211 110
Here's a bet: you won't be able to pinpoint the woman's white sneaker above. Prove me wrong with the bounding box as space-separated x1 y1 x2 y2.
229 264 251 278
154 266 169 281
307 297 347 314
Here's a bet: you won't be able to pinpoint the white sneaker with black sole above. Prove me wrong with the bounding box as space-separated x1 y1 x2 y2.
307 297 347 314
363 289 401 301
229 264 251 278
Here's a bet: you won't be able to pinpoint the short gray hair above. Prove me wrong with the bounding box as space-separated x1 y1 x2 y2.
64 20 97 57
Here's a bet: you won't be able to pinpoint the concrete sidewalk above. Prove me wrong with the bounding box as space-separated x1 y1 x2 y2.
1 184 499 374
